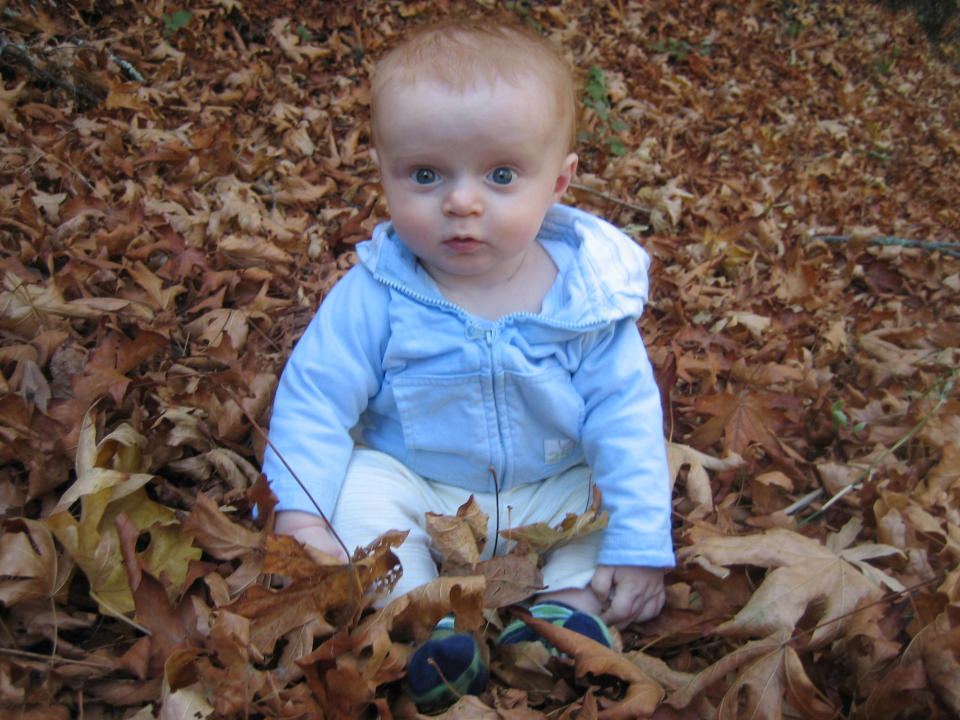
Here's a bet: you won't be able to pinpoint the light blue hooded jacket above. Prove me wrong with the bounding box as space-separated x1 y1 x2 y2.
262 204 675 568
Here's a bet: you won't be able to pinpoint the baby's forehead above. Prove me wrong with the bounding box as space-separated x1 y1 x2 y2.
376 57 561 98
370 24 577 148
376 69 552 100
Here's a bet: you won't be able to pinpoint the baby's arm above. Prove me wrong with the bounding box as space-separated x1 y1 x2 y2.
262 268 389 558
571 319 674 627
275 510 348 562
590 565 665 628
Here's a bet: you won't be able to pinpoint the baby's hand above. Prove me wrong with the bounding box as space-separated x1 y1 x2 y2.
589 565 665 628
275 510 349 563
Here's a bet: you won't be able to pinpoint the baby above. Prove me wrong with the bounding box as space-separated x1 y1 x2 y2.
262 16 674 711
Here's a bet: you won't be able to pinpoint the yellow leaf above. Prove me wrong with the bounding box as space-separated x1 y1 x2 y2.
46 413 201 618
55 413 154 513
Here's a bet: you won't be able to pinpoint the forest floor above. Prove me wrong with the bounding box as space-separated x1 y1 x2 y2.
1 1 959 718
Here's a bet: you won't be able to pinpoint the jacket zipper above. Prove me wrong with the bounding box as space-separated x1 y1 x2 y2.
373 271 610 498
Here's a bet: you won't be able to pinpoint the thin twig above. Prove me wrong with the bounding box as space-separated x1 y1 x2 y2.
812 235 960 259
71 37 145 83
789 573 944 643
218 385 353 562
783 488 823 516
427 657 465 704
569 182 653 215
0 646 114 669
0 33 100 106
795 369 957 528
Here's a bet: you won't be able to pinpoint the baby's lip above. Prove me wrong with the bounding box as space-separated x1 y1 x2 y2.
442 236 483 252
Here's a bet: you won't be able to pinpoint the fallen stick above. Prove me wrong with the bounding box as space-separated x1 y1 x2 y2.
813 235 960 259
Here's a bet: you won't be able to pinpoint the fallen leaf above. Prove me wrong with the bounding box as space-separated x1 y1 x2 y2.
499 487 608 557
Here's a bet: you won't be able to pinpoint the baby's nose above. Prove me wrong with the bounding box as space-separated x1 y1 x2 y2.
443 182 483 216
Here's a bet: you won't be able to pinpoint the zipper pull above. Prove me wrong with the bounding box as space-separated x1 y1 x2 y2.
484 329 495 346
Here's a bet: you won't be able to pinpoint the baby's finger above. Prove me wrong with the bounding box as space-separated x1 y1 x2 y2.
589 566 615 604
631 587 666 624
601 586 639 627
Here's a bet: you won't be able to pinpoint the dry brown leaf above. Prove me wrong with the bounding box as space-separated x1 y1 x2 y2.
715 634 834 720
0 518 69 606
511 608 663 717
426 495 489 571
499 486 608 557
181 493 264 561
474 555 543 608
667 442 745 516
681 528 897 646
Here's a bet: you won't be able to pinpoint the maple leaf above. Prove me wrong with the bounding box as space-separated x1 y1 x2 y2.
668 630 835 720
688 391 795 461
426 495 489 571
159 681 214 720
180 492 264 561
511 607 664 718
472 555 544 609
116 513 199 678
374 574 487 643
680 527 902 647
293 577 484 719
46 413 201 618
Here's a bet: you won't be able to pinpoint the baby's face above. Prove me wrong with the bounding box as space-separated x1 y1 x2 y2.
371 75 577 290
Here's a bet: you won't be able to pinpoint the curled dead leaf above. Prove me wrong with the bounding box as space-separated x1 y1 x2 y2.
499 486 608 558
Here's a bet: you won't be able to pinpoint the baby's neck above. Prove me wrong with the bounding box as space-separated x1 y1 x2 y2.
424 243 557 322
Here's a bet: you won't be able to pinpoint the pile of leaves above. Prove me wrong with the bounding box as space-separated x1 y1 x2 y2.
1 0 958 717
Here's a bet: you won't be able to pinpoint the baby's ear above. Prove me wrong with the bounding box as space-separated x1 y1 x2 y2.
552 152 579 200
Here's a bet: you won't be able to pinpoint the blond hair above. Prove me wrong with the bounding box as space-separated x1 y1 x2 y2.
371 17 576 149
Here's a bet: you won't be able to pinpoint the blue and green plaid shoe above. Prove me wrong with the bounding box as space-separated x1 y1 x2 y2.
406 614 488 713
498 601 613 652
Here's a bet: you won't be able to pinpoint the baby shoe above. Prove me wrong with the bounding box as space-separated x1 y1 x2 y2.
498 600 613 651
406 614 488 713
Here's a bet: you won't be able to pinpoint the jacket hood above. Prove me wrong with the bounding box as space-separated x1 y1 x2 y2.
356 204 650 328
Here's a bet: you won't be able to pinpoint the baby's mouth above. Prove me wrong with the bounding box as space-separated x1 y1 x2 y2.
442 236 483 252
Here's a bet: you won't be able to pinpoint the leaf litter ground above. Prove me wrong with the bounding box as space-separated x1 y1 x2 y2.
1 1 959 718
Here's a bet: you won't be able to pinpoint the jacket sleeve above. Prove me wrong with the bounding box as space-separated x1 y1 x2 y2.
572 318 675 568
261 266 389 517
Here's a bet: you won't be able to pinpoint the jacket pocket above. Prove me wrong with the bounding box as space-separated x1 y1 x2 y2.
503 367 584 467
391 373 491 457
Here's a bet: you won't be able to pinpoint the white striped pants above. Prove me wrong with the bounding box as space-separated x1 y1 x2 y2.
331 449 602 599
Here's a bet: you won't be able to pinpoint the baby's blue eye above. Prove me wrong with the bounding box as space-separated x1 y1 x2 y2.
488 167 515 185
413 168 438 185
